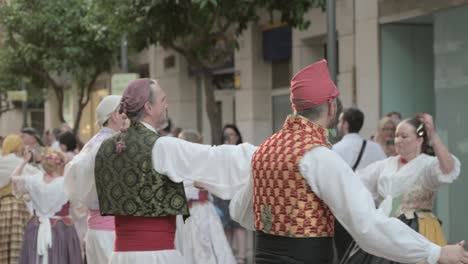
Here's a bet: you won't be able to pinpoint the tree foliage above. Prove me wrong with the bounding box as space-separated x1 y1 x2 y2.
1 0 326 140
97 0 325 144
0 0 121 133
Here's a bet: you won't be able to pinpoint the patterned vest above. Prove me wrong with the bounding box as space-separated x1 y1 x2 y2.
94 122 189 218
252 115 335 237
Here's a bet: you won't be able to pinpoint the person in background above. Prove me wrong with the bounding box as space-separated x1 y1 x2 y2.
58 130 88 247
58 131 78 163
60 123 72 133
333 107 387 261
386 111 402 125
374 116 397 157
334 108 387 170
175 129 236 264
43 129 61 151
20 127 45 166
43 130 52 148
172 127 183 138
51 128 62 151
212 124 248 264
0 135 40 264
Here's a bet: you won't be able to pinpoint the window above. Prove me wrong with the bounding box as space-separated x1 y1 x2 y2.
138 64 149 78
164 55 176 70
272 59 292 89
212 73 235 90
272 94 291 133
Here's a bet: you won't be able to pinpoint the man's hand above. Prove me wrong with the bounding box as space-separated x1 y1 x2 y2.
23 151 32 164
194 181 204 190
439 241 468 264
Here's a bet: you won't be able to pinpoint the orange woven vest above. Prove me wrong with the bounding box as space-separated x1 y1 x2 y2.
252 115 335 237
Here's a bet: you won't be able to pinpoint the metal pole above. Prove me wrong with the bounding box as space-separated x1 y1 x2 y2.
326 0 337 83
121 33 128 73
21 81 28 128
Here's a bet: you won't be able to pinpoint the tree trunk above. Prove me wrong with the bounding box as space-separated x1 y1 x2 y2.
37 70 66 124
171 50 224 145
202 74 222 145
72 102 85 136
72 72 99 137
51 85 66 123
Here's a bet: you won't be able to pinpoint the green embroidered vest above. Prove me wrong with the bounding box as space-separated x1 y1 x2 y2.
94 122 189 217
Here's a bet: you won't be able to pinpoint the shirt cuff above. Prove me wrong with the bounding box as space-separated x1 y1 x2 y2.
426 243 441 264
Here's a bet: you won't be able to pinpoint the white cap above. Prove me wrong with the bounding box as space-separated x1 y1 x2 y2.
96 95 122 126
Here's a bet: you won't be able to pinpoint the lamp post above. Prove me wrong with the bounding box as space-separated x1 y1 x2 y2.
326 0 337 83
121 33 128 73
21 81 28 128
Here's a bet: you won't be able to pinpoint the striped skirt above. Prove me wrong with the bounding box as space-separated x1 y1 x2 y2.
0 194 31 264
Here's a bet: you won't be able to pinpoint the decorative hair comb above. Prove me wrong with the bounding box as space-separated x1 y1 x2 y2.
416 123 425 137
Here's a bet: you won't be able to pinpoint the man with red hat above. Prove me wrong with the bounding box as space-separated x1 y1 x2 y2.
93 79 190 263
152 60 468 264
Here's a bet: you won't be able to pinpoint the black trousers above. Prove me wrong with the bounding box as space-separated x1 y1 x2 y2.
255 231 333 264
341 214 423 264
334 221 353 262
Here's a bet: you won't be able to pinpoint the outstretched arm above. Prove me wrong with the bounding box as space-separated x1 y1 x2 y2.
63 143 102 209
421 113 454 175
301 147 467 264
153 137 258 200
418 114 460 191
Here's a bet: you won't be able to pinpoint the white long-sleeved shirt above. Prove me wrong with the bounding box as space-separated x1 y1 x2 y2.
152 137 441 264
357 153 460 217
333 133 387 170
64 127 116 210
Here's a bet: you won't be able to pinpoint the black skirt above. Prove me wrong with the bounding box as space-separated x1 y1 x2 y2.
340 214 420 264
255 231 333 264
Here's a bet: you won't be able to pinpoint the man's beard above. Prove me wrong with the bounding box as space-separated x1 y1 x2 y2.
328 97 342 129
327 97 343 144
156 109 169 130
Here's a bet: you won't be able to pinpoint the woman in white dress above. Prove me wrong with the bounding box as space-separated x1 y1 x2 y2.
175 129 236 264
342 113 461 264
12 149 83 264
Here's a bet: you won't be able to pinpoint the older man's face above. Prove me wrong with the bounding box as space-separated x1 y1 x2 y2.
149 83 169 130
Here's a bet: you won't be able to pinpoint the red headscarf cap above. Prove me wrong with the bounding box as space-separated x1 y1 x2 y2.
290 59 339 111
